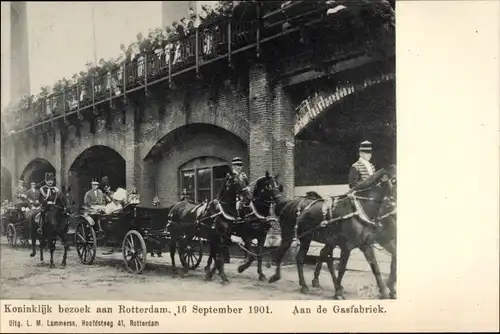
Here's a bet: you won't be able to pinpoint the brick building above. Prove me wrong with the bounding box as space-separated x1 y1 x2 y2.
1 1 396 211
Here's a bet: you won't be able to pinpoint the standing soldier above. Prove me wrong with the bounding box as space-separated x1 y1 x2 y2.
348 140 376 189
26 181 40 205
38 172 60 234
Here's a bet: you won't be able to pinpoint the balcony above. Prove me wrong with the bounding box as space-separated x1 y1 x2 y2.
2 0 395 137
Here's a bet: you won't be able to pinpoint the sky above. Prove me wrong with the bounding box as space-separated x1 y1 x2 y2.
1 2 216 111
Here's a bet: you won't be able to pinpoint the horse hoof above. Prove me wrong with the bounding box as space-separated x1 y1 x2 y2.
268 275 280 284
333 293 345 300
60 262 66 268
221 280 230 286
259 275 267 282
30 253 35 257
204 275 213 281
312 279 320 288
237 265 245 273
204 266 210 275
300 286 309 294
49 264 55 269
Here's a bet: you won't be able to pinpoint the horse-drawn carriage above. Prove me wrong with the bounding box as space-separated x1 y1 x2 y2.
3 201 40 247
73 203 204 274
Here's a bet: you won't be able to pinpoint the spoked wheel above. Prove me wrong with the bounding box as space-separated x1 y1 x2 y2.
179 235 203 270
6 223 17 247
75 221 97 265
122 230 147 274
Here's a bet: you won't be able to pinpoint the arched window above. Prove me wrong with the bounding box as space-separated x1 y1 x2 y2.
179 157 231 203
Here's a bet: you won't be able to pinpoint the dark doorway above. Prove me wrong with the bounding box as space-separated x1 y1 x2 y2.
20 159 56 188
68 146 126 211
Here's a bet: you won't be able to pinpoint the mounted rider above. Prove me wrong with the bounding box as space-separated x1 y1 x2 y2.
219 156 249 263
38 172 60 234
321 141 377 226
348 140 376 189
223 156 249 219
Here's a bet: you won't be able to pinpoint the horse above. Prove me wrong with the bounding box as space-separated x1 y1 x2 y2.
310 169 398 298
269 167 396 299
267 191 324 284
165 172 252 278
200 172 254 284
204 171 285 281
27 189 72 268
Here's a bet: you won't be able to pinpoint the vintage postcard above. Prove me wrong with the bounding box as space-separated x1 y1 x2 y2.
0 0 498 333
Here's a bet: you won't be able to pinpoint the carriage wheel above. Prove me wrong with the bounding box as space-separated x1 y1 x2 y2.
75 221 97 265
122 230 147 274
6 223 17 248
179 236 203 270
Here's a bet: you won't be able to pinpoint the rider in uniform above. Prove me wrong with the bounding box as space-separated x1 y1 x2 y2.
220 157 249 263
348 140 376 189
38 172 60 234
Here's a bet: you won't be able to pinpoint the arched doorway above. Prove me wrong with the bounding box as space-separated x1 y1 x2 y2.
145 123 247 205
20 159 56 187
1 166 12 202
293 73 396 197
68 145 126 210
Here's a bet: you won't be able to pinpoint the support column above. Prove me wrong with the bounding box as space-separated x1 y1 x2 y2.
248 62 273 180
271 81 295 200
54 128 65 189
124 103 139 190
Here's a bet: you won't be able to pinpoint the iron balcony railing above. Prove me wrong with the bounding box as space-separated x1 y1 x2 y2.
3 1 392 136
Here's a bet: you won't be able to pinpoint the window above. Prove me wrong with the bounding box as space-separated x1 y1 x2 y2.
179 157 231 204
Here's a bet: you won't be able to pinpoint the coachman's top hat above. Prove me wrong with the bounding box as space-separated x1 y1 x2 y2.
45 172 54 182
232 157 243 166
91 179 99 185
359 140 372 153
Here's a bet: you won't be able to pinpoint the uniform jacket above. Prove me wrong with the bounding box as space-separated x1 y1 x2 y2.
26 188 41 202
348 158 376 189
39 185 60 205
84 189 105 207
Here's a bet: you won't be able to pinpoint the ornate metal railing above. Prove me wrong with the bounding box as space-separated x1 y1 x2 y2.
2 0 394 137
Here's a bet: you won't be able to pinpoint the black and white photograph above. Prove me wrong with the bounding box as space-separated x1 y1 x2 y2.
0 0 395 304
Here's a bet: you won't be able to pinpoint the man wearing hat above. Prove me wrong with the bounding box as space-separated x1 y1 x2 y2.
26 181 40 204
219 156 249 263
38 172 60 234
348 140 377 189
84 179 106 208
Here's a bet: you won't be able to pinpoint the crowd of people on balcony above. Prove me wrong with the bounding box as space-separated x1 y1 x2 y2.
3 0 395 132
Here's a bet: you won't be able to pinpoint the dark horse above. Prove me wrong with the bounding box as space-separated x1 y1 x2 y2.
165 172 252 278
311 181 398 298
269 167 396 299
27 190 72 268
204 171 286 281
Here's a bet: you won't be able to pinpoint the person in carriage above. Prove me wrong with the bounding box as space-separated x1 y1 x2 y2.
26 181 41 205
37 172 60 234
348 140 377 189
83 180 107 210
14 179 26 203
